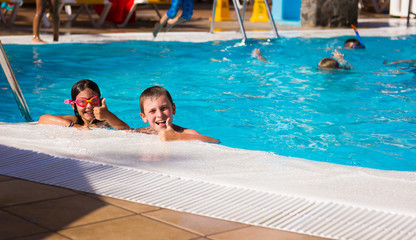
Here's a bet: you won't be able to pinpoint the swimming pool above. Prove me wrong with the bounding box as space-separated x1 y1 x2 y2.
1 35 415 171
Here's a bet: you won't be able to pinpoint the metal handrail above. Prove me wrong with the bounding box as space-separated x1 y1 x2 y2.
210 0 278 40
0 41 33 122
408 0 415 26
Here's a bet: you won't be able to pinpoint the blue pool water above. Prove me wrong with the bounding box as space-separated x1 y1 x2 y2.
1 36 416 171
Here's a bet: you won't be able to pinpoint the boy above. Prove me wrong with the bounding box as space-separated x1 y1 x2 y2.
138 86 219 143
318 50 352 70
344 38 365 49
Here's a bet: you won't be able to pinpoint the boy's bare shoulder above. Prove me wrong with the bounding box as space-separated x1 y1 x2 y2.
172 124 200 135
133 126 158 135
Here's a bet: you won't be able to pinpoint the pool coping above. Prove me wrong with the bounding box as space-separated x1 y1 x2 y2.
1 19 416 239
1 18 415 44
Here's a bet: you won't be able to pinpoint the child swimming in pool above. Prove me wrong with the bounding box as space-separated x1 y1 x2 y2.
38 79 130 130
135 86 219 143
252 48 352 70
344 38 365 49
318 50 352 70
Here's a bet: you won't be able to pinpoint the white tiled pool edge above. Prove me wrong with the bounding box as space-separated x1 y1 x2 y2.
1 144 416 240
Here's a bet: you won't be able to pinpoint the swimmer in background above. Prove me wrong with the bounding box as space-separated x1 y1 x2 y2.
32 0 59 43
344 25 365 49
318 50 352 70
133 86 219 143
344 38 365 49
385 59 416 66
384 59 416 73
39 79 130 130
252 48 352 70
153 0 193 37
252 48 269 63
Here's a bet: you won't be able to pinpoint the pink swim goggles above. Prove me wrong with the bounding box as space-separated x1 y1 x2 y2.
65 95 100 107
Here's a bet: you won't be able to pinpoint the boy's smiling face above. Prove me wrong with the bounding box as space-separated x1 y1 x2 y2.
140 95 176 133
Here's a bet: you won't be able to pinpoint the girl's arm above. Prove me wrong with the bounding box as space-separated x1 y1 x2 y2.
38 114 77 127
93 98 130 130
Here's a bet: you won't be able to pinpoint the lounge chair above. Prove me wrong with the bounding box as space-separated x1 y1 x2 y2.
117 0 170 27
58 0 112 27
0 0 23 27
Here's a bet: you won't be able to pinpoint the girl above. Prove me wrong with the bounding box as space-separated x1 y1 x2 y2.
39 79 129 130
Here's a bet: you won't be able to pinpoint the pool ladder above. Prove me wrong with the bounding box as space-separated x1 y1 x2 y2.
0 41 32 122
408 0 415 26
210 0 279 40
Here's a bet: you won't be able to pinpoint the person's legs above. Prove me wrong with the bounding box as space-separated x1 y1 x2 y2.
165 0 192 32
180 0 193 21
32 0 46 43
153 0 184 37
153 13 169 37
166 0 183 20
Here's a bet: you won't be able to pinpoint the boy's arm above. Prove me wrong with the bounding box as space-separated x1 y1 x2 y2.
93 98 130 130
158 118 219 143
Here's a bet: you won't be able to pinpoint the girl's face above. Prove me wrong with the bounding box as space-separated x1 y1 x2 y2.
71 88 100 123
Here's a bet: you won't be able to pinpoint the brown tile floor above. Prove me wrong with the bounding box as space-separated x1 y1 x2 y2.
0 174 329 240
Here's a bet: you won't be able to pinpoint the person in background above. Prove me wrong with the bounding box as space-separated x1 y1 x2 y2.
318 50 352 70
153 0 193 37
32 0 59 43
344 38 365 49
252 48 269 63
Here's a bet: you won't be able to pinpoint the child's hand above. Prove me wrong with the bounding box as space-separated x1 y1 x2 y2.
252 48 261 57
93 98 111 121
158 117 178 141
331 50 344 60
252 48 269 63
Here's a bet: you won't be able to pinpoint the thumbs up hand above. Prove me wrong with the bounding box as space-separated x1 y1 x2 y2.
158 117 178 141
93 98 110 121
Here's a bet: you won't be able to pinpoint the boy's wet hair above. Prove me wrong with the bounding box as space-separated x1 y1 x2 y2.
71 79 101 125
139 86 173 113
318 58 340 69
344 38 363 48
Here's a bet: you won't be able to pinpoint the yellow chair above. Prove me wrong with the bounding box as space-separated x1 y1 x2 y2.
117 0 170 27
0 0 23 27
58 0 112 27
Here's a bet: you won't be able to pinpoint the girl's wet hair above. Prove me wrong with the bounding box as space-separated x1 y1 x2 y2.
71 79 101 125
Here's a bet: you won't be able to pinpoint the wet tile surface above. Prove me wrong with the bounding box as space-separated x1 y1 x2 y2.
209 226 329 240
5 195 134 230
0 209 48 239
143 209 247 236
87 194 161 214
58 215 199 240
0 179 77 207
0 175 328 240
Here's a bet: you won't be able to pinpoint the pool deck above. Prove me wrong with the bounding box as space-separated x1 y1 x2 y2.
1 3 416 240
1 174 329 240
